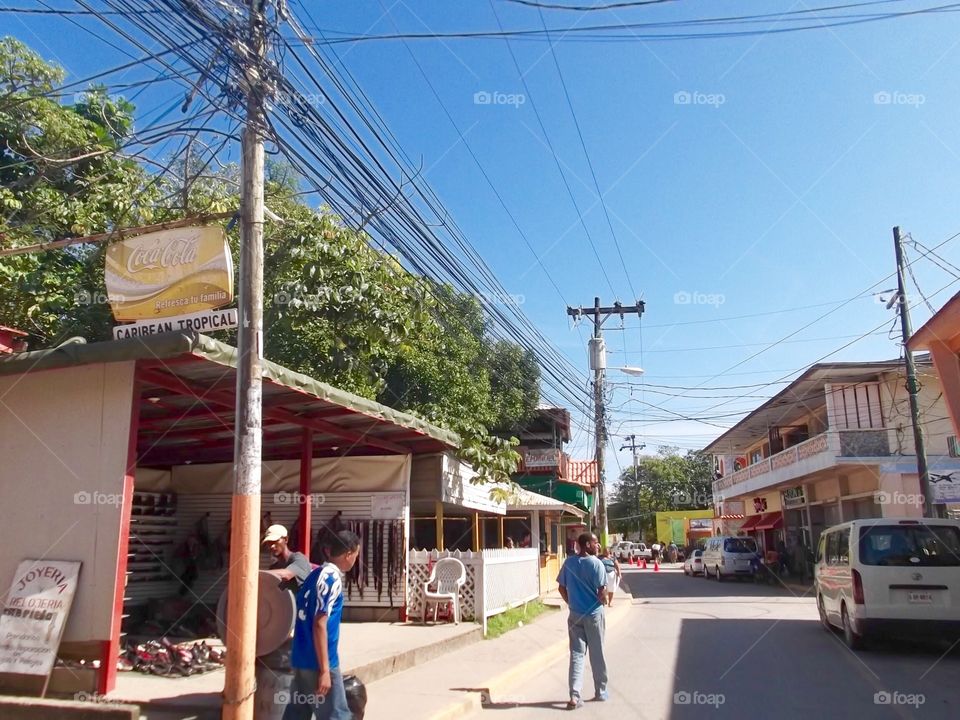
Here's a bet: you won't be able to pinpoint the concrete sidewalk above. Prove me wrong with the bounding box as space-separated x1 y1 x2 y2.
365 589 632 720
109 620 481 718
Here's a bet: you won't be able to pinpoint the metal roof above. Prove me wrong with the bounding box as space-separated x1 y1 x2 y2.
0 331 459 465
702 358 922 455
507 487 585 519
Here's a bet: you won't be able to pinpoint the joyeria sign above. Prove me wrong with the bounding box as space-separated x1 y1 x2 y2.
105 226 234 321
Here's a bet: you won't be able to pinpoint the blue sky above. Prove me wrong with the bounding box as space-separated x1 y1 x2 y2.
9 1 960 480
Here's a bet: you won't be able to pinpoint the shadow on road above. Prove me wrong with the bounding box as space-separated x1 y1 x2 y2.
664 617 960 719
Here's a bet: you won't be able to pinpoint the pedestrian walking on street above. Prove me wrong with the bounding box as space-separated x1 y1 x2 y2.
284 530 361 720
599 548 621 607
557 531 608 710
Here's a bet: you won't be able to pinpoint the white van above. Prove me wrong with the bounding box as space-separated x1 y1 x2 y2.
814 518 960 649
702 536 758 581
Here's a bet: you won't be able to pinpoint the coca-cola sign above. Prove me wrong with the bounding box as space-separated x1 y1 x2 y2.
105 226 233 321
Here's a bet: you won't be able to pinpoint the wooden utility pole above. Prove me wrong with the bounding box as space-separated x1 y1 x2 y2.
620 434 645 478
567 298 645 548
893 226 938 518
222 2 268 718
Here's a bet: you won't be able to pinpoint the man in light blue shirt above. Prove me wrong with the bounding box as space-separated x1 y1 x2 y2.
557 533 607 710
557 531 608 709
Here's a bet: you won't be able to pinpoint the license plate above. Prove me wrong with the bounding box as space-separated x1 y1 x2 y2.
736 561 750 568
908 592 933 604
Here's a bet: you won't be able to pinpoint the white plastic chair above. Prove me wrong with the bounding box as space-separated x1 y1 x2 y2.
422 557 466 624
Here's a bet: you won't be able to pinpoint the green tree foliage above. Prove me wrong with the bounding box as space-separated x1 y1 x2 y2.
0 39 538 487
0 37 158 344
609 447 715 540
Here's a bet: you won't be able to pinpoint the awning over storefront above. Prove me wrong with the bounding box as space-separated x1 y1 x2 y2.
513 474 593 512
739 515 763 531
507 488 585 520
754 512 784 531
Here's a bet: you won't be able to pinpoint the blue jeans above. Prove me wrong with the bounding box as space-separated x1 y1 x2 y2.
568 609 607 701
281 666 351 720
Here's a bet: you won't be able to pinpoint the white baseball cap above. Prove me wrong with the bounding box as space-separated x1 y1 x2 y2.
262 524 288 544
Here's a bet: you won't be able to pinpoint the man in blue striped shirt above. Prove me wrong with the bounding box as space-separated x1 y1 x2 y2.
283 530 361 720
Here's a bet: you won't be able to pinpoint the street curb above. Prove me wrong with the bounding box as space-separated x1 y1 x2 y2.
425 595 632 719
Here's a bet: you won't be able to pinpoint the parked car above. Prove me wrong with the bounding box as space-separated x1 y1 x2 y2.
616 541 633 562
631 542 652 563
814 518 960 649
702 536 758 581
683 549 704 576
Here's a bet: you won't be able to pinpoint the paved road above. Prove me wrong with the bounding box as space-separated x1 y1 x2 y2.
478 565 960 719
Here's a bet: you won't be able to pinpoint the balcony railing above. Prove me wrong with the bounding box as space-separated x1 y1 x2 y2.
713 429 891 496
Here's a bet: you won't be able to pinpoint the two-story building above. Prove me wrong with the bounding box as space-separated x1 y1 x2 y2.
704 357 960 564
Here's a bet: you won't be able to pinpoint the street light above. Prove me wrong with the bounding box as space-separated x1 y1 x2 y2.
611 366 645 377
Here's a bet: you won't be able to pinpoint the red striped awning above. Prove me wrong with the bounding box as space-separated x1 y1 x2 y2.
716 514 745 520
739 515 763 531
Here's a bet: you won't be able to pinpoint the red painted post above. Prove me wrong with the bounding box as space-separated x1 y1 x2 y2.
299 429 313 557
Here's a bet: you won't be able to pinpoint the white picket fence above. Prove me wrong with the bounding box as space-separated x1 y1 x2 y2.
408 548 540 634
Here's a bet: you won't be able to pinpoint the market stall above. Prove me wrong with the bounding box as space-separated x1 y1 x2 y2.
0 331 457 695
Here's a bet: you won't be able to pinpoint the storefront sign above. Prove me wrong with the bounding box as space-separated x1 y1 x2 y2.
522 448 559 469
105 226 234 321
782 485 807 509
689 518 713 531
753 497 768 513
113 307 238 340
0 560 81 676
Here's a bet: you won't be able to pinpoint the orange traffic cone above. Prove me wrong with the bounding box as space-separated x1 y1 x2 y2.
654 559 660 572
641 558 647 569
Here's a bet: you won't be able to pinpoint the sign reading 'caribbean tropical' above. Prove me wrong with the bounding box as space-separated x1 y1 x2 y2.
105 226 234 321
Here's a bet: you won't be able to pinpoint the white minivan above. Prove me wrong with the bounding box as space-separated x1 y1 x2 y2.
702 536 758 581
815 518 960 649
